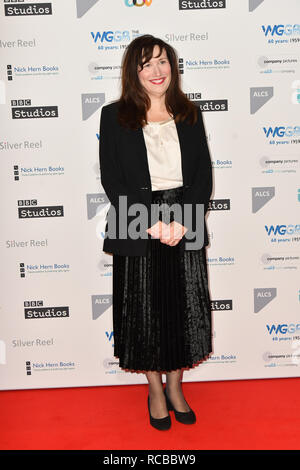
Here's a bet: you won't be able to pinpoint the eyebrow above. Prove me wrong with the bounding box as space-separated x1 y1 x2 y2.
149 55 168 61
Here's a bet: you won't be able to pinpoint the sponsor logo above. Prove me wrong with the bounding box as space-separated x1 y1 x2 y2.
20 262 69 277
6 63 59 80
179 0 226 10
4 0 52 16
25 360 75 375
211 299 233 310
250 87 274 114
263 126 300 146
249 0 264 12
76 0 99 18
105 331 114 348
212 158 232 169
0 38 37 48
13 164 64 181
87 193 109 220
267 324 300 335
262 24 300 45
208 199 230 210
208 255 235 266
24 301 69 319
257 54 299 74
12 337 54 347
260 252 300 270
165 32 209 43
262 350 300 367
259 155 299 174
124 0 152 6
265 224 300 236
92 294 112 319
179 56 230 72
88 62 121 81
103 357 120 371
91 30 141 51
292 80 300 104
252 187 275 213
206 354 237 364
6 238 49 249
254 288 276 313
191 98 228 111
82 93 105 120
265 224 300 245
264 126 300 138
186 92 228 111
11 99 58 119
17 199 64 219
0 139 43 151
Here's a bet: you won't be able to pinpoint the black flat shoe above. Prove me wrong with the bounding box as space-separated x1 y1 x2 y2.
147 395 171 431
164 387 196 424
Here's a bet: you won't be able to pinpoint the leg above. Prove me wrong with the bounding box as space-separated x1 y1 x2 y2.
165 369 191 412
145 370 168 419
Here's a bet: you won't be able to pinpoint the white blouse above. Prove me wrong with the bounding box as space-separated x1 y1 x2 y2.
142 118 183 191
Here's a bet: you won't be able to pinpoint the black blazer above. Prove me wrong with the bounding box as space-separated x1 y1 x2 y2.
99 100 213 256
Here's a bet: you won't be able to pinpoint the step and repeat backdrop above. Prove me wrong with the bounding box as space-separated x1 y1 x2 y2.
0 0 300 390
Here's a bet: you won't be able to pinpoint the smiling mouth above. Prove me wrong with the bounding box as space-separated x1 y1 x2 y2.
149 77 166 85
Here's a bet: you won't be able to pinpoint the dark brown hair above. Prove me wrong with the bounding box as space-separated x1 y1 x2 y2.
117 34 197 129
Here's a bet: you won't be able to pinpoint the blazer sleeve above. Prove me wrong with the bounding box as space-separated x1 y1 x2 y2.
179 107 213 248
99 104 129 210
184 107 212 215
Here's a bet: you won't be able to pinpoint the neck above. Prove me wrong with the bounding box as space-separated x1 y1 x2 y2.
147 93 167 113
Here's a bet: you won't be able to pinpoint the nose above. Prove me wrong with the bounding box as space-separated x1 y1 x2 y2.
152 63 162 76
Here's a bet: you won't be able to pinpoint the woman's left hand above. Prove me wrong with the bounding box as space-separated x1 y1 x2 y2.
146 221 187 246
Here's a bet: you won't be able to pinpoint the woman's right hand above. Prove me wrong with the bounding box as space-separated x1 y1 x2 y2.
146 221 166 239
146 221 187 246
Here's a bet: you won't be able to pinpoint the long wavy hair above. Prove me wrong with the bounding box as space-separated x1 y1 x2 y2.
117 34 197 129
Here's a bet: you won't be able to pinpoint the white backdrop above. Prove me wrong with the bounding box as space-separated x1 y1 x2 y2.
1 0 300 390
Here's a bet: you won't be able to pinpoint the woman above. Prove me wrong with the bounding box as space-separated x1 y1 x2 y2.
99 35 213 431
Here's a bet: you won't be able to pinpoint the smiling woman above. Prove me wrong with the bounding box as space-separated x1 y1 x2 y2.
99 34 213 431
117 35 197 129
137 47 171 97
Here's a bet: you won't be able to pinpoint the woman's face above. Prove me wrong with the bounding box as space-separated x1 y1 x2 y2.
137 45 172 99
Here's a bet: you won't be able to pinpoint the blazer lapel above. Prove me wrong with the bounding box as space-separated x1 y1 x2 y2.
175 119 188 188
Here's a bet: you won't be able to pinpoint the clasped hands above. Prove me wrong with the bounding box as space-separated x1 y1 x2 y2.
146 221 188 247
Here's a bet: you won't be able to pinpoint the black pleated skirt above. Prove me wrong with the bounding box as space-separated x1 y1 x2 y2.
112 185 212 373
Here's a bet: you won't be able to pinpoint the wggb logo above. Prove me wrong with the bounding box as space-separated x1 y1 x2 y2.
263 127 300 138
91 31 131 43
262 25 300 37
266 324 300 335
265 225 300 236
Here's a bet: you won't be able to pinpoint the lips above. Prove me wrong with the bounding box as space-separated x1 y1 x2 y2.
149 77 166 85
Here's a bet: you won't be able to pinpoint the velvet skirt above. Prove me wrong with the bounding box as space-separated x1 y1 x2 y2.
112 185 212 372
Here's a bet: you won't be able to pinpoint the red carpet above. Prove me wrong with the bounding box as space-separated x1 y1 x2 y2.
0 377 299 450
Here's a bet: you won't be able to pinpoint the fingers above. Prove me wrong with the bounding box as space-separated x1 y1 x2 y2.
146 222 186 246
